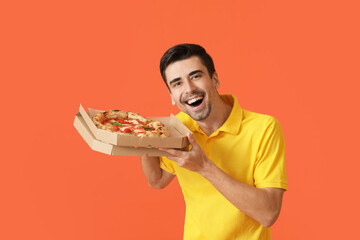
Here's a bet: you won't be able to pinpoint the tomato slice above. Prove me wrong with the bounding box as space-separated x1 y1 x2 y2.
123 128 132 133
116 118 127 124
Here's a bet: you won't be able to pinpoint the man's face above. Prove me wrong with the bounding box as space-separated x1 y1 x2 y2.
165 56 219 121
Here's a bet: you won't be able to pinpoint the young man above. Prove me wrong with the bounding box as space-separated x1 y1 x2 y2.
141 44 287 239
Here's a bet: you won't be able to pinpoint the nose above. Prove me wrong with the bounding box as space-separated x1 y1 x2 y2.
184 79 197 94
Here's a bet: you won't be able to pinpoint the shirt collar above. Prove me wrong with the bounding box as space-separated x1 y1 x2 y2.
216 94 243 135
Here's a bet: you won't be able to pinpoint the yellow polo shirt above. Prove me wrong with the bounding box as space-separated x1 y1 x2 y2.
160 94 287 240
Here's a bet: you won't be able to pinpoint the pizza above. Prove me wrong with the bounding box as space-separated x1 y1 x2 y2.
92 110 170 138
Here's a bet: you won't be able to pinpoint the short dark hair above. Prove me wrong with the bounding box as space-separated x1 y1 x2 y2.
160 43 216 88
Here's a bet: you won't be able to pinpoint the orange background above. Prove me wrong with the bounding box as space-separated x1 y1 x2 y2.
1 1 359 239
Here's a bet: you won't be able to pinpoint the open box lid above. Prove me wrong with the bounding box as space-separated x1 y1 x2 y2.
74 112 180 157
78 104 190 148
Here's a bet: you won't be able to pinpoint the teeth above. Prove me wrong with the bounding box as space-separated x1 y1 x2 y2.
188 97 202 104
187 97 203 104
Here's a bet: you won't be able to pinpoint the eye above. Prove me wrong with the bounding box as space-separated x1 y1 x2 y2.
171 81 182 88
191 74 201 80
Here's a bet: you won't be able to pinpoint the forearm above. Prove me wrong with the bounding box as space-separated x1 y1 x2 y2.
140 155 174 189
201 161 283 228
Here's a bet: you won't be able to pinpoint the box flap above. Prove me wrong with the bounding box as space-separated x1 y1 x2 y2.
170 114 191 136
74 112 94 148
79 104 99 137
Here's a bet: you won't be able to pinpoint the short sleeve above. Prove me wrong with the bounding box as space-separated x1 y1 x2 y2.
160 156 176 175
254 118 288 190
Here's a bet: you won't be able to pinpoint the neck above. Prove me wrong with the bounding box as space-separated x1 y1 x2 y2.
196 94 232 136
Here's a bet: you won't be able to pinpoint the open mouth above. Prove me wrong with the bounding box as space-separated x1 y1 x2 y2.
185 96 204 107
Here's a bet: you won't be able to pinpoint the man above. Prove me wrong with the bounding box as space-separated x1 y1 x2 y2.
141 43 287 239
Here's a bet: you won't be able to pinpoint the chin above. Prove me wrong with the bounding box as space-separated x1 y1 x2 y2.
187 105 211 121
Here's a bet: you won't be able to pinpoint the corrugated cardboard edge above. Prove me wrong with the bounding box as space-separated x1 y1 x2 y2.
170 114 191 147
79 104 118 145
74 112 113 155
74 112 174 157
79 104 98 137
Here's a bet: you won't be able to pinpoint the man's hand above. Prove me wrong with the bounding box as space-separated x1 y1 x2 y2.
158 132 212 174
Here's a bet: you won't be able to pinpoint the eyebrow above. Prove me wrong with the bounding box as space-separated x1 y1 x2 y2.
168 70 204 86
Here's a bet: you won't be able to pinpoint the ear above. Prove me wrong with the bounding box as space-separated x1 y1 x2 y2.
170 94 175 105
212 72 220 89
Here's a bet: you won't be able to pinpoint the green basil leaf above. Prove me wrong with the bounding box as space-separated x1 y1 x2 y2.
142 126 152 130
112 121 123 126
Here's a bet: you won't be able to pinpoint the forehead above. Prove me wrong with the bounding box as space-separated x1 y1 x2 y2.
165 56 208 83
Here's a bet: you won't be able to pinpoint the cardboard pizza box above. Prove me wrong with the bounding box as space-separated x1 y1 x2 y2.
76 104 190 149
74 112 180 157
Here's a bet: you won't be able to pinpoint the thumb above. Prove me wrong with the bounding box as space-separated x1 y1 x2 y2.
187 132 198 149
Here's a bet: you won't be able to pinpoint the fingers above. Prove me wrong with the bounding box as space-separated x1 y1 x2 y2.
157 147 183 164
158 147 184 158
166 156 182 164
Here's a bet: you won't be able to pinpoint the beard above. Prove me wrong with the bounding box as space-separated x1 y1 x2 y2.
186 103 211 121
